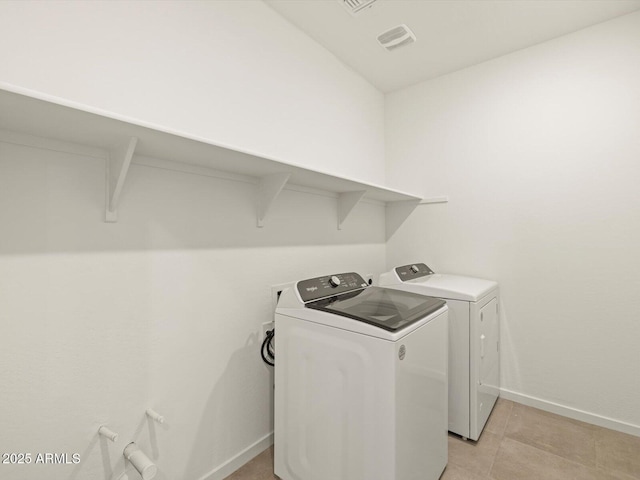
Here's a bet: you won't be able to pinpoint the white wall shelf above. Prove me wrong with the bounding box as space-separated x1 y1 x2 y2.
0 86 438 236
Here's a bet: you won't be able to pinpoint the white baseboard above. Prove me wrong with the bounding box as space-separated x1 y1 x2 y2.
197 431 274 480
500 388 640 438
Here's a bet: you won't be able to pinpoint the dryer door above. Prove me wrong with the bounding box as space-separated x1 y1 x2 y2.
473 297 500 439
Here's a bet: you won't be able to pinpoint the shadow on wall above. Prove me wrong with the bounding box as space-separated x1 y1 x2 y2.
0 143 386 255
497 297 522 398
183 331 273 480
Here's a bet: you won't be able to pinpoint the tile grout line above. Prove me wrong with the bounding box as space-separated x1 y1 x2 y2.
500 436 618 477
500 400 598 472
489 401 640 480
485 400 515 478
508 402 603 470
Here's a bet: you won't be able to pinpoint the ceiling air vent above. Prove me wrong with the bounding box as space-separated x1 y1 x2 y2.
377 24 416 51
339 0 379 16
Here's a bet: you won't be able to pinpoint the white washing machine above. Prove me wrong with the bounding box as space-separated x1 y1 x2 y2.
380 263 499 441
274 272 448 480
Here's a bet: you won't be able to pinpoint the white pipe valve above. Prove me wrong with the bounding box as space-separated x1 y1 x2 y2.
123 442 157 480
145 409 165 424
98 425 119 442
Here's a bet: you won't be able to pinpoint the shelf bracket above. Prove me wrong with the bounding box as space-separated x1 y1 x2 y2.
337 190 367 230
105 136 138 222
385 199 421 240
257 172 290 227
419 196 449 205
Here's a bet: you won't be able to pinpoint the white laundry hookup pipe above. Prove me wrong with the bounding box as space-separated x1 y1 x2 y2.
145 409 165 424
123 442 157 480
98 425 119 442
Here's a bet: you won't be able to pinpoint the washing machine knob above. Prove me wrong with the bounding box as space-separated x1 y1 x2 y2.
329 275 341 287
410 265 419 273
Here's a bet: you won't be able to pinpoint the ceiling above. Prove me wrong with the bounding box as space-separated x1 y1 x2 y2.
266 0 640 92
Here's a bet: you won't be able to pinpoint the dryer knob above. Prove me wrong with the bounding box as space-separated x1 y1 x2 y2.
329 275 341 287
410 265 419 273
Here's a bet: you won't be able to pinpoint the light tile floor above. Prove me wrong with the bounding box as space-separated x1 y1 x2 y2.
224 399 640 480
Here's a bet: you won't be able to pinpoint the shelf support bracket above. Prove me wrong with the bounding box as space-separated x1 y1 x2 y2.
337 190 367 230
105 136 138 222
257 172 290 228
419 196 449 205
385 199 421 240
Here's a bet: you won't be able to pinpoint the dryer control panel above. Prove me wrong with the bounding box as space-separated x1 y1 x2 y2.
395 263 434 281
297 272 368 303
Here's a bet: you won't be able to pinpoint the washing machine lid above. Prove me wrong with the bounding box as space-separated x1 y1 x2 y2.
305 286 446 332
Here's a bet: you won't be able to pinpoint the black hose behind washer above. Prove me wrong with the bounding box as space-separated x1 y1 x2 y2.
261 329 275 366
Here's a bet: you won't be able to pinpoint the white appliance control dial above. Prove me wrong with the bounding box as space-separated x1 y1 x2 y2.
410 265 419 273
329 275 341 287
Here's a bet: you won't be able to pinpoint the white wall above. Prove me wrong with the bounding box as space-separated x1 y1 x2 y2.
386 11 640 432
0 138 387 480
0 0 385 185
0 1 388 479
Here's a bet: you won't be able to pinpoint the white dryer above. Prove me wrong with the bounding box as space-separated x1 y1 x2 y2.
274 272 448 480
380 263 499 441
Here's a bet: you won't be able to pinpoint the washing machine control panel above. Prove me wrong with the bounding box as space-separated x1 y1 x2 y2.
396 263 434 281
297 272 368 302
